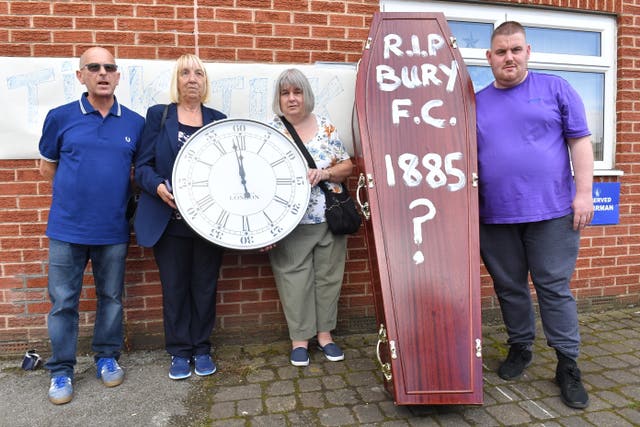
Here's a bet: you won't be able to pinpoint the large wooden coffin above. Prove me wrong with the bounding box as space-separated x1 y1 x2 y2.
353 12 482 405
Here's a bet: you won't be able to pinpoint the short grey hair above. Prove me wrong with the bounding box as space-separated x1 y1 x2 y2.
271 68 315 116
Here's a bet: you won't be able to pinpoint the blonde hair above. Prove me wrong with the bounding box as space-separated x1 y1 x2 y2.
169 54 210 104
271 68 315 116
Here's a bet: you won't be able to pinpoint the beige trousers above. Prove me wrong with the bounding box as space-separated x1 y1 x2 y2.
268 222 347 341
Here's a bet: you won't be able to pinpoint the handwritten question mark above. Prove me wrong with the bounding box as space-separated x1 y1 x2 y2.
409 198 436 265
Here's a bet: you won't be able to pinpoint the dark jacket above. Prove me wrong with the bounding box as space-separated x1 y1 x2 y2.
133 103 227 247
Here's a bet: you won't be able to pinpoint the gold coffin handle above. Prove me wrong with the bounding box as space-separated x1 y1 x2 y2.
376 324 392 381
356 173 371 220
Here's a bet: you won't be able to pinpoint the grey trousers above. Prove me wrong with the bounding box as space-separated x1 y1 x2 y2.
480 214 581 359
269 222 347 341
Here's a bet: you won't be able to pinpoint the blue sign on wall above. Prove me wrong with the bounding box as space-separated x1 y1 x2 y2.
591 182 620 225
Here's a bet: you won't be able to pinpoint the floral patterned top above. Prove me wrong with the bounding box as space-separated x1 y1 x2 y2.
270 115 351 224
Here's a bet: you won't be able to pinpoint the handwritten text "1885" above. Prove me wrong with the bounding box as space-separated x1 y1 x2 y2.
384 152 466 192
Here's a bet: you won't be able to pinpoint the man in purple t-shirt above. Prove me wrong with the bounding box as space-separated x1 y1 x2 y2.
476 21 594 409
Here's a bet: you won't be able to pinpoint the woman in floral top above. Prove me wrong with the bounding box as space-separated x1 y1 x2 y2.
267 68 354 367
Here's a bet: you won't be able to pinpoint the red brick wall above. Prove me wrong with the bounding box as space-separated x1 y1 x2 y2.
1 0 638 354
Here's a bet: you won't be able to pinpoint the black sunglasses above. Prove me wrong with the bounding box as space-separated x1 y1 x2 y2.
82 63 118 73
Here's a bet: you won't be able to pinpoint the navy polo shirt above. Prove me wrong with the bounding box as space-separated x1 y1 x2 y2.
39 93 144 245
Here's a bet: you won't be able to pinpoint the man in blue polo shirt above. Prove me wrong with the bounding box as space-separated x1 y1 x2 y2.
39 46 144 405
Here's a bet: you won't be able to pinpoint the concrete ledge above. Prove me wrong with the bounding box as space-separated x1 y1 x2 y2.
1 296 637 357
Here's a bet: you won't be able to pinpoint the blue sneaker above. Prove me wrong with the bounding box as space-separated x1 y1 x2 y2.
290 347 310 367
193 354 217 376
317 342 345 362
169 356 191 380
96 357 124 387
48 375 73 405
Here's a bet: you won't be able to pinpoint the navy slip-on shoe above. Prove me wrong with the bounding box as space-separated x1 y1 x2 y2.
290 347 310 366
317 342 345 362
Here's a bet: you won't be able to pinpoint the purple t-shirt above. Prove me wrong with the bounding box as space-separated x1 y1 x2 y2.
475 72 591 224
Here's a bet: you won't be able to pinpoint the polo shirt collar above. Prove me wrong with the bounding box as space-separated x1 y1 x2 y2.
78 92 122 117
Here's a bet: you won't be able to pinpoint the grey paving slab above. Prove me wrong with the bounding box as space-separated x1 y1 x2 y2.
0 308 638 426
299 390 326 409
236 398 263 417
265 379 294 395
353 403 385 423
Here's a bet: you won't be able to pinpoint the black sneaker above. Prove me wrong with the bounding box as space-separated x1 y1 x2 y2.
556 355 589 409
497 343 533 380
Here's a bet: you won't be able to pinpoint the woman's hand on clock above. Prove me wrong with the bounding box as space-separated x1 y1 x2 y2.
157 182 177 209
308 168 329 187
309 161 352 187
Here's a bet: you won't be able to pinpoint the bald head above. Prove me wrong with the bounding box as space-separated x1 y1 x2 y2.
79 47 115 69
76 46 120 106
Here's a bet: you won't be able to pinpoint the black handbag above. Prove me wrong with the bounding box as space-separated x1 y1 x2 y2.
279 116 361 235
322 181 362 234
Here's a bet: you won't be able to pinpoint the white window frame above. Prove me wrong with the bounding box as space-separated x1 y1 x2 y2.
381 0 618 173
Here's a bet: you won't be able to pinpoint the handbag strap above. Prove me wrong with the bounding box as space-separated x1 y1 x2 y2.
279 115 334 195
279 115 317 169
160 104 169 130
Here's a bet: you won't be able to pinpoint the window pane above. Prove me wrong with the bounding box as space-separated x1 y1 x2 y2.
525 27 601 56
467 65 494 92
469 65 605 161
448 21 492 49
531 69 605 161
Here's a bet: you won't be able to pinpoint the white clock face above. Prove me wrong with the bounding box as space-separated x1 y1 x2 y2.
172 118 310 250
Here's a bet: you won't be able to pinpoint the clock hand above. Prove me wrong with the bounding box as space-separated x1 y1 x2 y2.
233 143 251 199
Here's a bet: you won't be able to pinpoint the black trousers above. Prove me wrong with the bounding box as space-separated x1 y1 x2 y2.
153 222 224 358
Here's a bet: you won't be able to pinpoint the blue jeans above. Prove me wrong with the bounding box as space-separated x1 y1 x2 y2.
480 214 581 359
44 239 127 379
